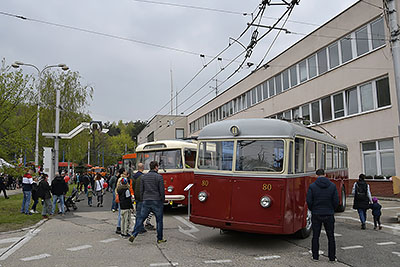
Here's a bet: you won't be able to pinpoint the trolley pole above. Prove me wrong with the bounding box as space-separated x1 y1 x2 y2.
385 0 400 137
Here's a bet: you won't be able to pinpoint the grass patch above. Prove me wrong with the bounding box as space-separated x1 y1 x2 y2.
0 184 78 232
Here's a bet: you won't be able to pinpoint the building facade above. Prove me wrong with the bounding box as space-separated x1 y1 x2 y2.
187 0 399 181
137 115 188 145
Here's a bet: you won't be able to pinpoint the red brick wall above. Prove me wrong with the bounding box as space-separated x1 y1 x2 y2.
348 179 400 198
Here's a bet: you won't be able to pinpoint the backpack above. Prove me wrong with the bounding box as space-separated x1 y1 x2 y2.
356 182 368 199
36 182 45 199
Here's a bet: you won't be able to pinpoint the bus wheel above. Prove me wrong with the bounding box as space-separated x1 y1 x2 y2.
336 186 346 212
296 209 312 239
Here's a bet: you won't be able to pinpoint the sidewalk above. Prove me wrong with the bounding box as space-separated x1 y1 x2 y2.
2 188 22 197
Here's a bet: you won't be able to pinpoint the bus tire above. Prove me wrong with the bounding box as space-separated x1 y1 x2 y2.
296 209 312 239
336 186 346 212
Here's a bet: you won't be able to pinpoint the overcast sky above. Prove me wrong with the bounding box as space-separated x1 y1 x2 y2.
0 0 361 124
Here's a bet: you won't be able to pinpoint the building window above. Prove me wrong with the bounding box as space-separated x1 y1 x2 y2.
321 96 332 122
346 87 358 115
292 107 300 120
311 101 320 123
328 42 340 69
283 110 291 120
333 92 345 118
175 128 184 139
362 139 395 179
317 48 328 75
360 82 374 112
268 78 275 97
301 104 310 123
376 77 391 108
282 70 290 91
251 88 257 105
290 65 298 86
308 55 317 78
371 18 385 49
241 94 246 110
246 91 251 108
340 35 353 63
263 81 268 99
257 85 262 102
298 60 307 83
356 26 369 56
275 74 282 94
147 131 154 142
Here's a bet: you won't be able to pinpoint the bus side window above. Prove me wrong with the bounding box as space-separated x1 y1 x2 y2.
295 138 304 173
318 143 326 170
306 140 316 172
288 141 293 174
326 145 333 169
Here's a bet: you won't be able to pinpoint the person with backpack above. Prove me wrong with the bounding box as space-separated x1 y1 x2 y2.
117 178 134 238
352 174 373 229
37 174 52 218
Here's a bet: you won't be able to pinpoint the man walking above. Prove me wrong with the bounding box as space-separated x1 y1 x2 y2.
306 169 339 262
129 161 166 244
51 172 69 215
21 169 34 215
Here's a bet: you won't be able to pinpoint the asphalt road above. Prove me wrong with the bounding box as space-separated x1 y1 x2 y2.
1 189 400 267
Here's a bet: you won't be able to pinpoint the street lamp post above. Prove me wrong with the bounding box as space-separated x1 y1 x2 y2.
12 62 69 171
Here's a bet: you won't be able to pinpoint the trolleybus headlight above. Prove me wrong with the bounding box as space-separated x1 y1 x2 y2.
260 196 272 208
198 191 208 202
167 186 174 193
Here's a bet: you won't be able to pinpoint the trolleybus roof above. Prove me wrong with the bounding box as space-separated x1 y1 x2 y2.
197 119 347 148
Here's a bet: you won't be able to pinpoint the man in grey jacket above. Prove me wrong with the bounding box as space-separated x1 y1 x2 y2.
129 161 166 244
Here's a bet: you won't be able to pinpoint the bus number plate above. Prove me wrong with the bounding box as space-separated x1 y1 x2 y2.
201 180 209 187
262 184 272 191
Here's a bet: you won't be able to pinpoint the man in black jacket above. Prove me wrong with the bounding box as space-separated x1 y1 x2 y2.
51 173 69 215
129 161 166 244
306 169 339 262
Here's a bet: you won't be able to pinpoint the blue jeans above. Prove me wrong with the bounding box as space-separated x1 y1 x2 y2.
132 200 164 241
52 195 65 214
21 191 32 214
111 191 118 210
357 209 367 224
117 203 121 228
311 214 336 261
135 201 145 232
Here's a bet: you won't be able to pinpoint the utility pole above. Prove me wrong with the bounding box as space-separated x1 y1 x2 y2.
54 88 60 175
385 0 400 137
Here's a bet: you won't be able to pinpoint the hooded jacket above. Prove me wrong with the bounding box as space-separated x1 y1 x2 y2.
306 176 339 215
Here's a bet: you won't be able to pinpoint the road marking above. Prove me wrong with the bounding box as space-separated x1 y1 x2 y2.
204 259 232 264
336 216 400 230
174 216 199 239
0 229 41 261
149 263 179 266
66 245 92 251
382 207 400 210
100 238 118 243
392 252 400 257
321 230 342 237
341 245 363 250
377 241 396 246
20 253 51 261
255 255 281 260
0 237 20 244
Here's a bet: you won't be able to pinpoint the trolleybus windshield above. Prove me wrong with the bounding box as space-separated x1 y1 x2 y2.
139 149 183 170
236 140 284 172
198 141 234 170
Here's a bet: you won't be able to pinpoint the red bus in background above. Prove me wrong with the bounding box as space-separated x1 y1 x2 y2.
190 119 348 238
135 140 197 206
122 153 137 176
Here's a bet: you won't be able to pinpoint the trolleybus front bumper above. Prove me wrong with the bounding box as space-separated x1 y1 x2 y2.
165 195 185 202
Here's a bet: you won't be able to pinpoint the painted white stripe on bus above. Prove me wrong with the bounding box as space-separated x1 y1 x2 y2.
100 238 118 243
204 259 232 264
255 255 281 260
377 242 396 246
0 229 40 261
0 237 20 244
149 263 179 266
341 245 363 250
20 253 51 261
66 245 92 251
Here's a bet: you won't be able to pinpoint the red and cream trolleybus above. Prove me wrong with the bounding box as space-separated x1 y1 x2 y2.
190 119 348 238
136 140 197 206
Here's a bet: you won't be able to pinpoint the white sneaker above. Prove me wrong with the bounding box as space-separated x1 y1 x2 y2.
30 209 35 213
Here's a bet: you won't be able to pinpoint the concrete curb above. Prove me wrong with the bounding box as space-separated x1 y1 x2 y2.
0 218 47 236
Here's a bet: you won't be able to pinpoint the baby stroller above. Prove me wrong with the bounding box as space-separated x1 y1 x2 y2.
65 187 78 211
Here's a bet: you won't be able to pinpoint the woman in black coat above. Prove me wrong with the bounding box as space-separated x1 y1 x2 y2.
352 174 373 229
